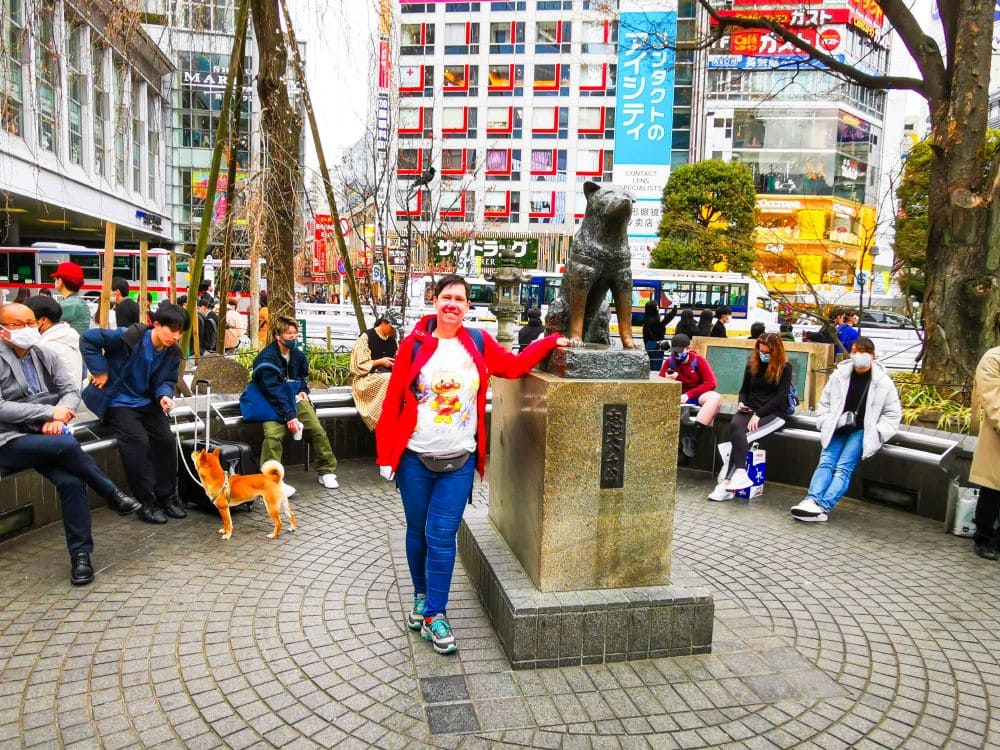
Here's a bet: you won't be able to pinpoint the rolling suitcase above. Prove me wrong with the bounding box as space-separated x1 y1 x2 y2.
178 379 258 512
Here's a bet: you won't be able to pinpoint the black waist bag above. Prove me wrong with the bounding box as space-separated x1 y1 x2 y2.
416 449 472 473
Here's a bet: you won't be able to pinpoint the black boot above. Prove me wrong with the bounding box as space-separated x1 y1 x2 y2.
106 488 141 515
161 494 187 519
70 553 94 585
137 496 167 524
681 422 705 459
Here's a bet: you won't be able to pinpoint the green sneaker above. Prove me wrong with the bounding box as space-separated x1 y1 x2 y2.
420 613 457 654
407 595 427 630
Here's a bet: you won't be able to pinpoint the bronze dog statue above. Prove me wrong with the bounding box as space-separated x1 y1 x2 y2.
546 182 637 348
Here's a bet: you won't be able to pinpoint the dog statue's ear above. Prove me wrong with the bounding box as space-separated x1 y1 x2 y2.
583 181 600 199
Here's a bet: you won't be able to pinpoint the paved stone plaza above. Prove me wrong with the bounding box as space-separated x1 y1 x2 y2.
1 459 998 749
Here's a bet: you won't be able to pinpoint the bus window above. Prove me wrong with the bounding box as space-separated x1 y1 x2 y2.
69 253 101 280
730 284 748 308
542 279 561 305
632 283 656 308
468 282 495 305
111 255 132 277
10 252 34 282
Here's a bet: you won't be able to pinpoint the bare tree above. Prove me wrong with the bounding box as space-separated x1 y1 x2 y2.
693 1 998 385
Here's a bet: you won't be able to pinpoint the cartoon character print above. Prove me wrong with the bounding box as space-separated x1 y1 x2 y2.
429 370 463 423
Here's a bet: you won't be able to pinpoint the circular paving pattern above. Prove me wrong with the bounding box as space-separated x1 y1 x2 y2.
0 461 997 748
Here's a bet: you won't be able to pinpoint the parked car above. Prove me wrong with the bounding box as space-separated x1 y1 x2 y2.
860 310 915 328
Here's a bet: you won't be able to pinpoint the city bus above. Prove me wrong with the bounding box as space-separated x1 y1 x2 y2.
0 243 189 301
520 268 778 334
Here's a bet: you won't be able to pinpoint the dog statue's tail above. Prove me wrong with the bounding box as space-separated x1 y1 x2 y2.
261 460 284 483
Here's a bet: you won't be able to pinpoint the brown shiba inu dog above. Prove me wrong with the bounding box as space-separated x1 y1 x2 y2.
191 449 296 540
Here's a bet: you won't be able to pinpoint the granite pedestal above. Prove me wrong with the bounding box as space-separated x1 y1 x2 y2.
459 370 715 667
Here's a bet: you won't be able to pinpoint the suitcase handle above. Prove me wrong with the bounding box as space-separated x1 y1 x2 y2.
193 378 212 447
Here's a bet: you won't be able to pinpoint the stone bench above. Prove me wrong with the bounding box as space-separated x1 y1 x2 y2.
687 404 971 524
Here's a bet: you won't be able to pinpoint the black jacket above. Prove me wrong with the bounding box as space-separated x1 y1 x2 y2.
738 363 792 420
114 297 140 328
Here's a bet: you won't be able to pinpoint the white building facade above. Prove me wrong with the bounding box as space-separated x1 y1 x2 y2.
0 0 173 249
392 0 700 271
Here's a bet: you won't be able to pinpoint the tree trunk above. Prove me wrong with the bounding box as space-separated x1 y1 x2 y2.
922 2 997 385
251 0 301 325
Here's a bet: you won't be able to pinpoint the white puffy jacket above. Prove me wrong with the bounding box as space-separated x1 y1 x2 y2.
815 359 901 459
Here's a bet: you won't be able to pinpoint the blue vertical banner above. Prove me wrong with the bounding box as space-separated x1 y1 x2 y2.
613 2 677 264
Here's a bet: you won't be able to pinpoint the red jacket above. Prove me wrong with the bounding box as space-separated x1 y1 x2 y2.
658 351 717 399
375 315 561 476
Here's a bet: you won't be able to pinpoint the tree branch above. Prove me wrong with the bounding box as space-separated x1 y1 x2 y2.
696 0 930 96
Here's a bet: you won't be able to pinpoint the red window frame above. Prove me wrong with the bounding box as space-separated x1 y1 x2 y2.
578 107 606 135
440 149 470 176
398 107 424 135
486 106 514 135
530 149 557 176
576 149 604 177
529 191 557 219
441 107 469 135
580 63 607 92
443 64 471 92
399 65 425 93
483 191 511 218
396 191 423 219
485 148 513 176
532 63 561 92
397 148 424 176
440 191 467 218
537 19 566 44
532 106 560 134
488 64 515 92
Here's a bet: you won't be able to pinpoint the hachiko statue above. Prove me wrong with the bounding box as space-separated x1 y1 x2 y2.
546 182 637 348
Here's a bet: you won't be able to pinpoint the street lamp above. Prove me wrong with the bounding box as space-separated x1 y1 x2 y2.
401 166 435 323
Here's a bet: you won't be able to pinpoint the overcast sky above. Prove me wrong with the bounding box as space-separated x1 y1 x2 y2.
292 0 378 172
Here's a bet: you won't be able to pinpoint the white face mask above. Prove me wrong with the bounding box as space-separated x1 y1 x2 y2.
852 353 873 369
2 326 41 349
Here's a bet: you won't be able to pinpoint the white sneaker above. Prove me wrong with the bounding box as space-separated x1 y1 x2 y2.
708 483 734 502
281 482 296 498
727 469 754 492
791 497 828 522
318 473 339 489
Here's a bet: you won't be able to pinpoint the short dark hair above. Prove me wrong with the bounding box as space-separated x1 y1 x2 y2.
198 280 211 293
749 322 766 338
111 277 130 296
852 336 876 354
433 274 470 299
151 302 190 331
716 306 732 317
272 315 298 338
24 295 62 324
198 295 213 309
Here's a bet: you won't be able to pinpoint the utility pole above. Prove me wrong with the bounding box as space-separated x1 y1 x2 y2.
181 0 250 358
278 0 367 333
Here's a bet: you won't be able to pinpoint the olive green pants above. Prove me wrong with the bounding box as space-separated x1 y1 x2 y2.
261 399 337 475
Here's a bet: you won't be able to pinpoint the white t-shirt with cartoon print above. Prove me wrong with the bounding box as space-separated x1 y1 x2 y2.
407 337 479 454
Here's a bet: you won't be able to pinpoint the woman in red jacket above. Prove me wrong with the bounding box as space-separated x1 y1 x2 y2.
376 274 566 654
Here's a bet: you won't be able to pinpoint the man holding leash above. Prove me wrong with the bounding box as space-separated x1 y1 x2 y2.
80 302 189 525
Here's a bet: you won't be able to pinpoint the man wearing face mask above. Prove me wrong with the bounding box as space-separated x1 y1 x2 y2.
790 337 901 522
251 316 339 490
0 303 140 585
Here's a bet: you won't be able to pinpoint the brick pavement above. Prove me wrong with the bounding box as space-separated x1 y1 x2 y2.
0 460 998 748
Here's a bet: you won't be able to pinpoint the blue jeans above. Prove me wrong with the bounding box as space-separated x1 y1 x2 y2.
0 434 115 557
396 449 475 618
806 429 865 512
